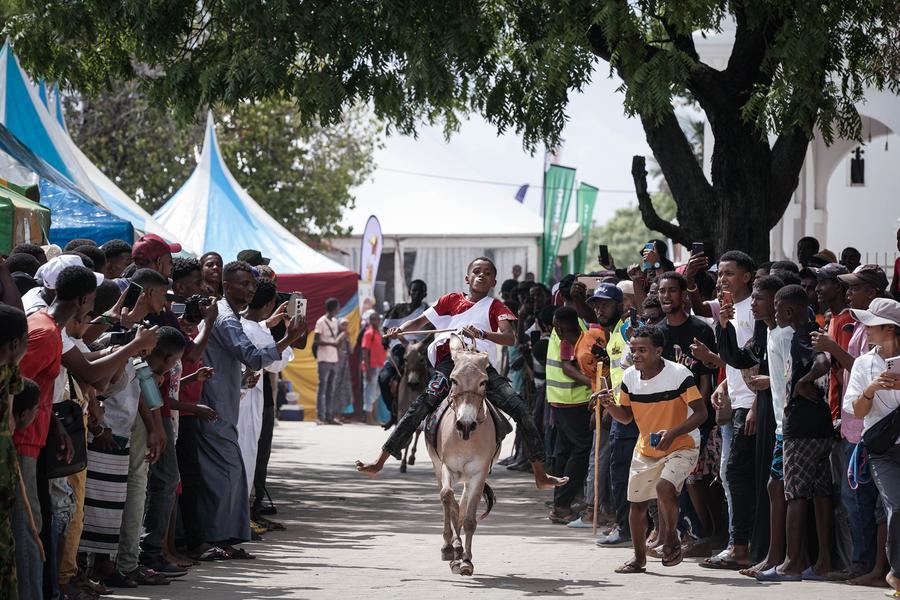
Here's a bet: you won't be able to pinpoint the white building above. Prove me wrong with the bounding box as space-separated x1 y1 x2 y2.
327 182 581 304
695 22 900 271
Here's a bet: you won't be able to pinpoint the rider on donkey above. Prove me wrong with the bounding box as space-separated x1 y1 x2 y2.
356 257 567 490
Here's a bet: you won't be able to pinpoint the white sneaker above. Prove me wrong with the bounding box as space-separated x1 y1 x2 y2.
567 517 593 529
596 527 631 546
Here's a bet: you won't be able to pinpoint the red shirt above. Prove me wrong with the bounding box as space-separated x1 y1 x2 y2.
432 293 516 364
15 311 63 458
827 309 855 420
362 326 386 369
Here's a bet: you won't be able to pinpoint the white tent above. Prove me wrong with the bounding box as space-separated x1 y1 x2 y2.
155 112 349 274
329 176 581 302
0 42 176 240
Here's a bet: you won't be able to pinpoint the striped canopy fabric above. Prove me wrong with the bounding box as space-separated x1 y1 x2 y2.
154 112 348 275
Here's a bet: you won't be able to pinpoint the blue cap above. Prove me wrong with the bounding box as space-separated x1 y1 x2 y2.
588 282 623 303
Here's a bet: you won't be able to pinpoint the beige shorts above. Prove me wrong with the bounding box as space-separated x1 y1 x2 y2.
627 448 699 503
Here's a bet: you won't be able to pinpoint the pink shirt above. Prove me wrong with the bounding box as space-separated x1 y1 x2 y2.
841 321 869 443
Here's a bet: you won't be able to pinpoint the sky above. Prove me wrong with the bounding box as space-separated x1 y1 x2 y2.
348 72 656 233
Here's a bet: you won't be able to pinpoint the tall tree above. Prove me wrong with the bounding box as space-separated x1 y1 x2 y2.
64 84 379 239
8 2 899 259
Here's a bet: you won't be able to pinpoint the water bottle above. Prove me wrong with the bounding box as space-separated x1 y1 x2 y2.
133 357 164 410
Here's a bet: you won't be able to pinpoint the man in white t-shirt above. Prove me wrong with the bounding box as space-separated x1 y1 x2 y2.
686 249 759 569
314 298 341 424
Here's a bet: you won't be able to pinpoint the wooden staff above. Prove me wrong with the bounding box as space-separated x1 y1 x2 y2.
592 372 608 536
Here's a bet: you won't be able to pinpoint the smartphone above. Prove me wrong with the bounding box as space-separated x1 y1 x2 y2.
576 275 601 292
287 292 304 318
649 432 661 447
598 244 610 266
171 302 186 316
122 281 143 311
887 355 900 374
721 290 733 306
641 242 655 271
691 242 704 256
629 307 638 328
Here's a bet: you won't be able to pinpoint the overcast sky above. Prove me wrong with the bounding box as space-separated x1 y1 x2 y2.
351 72 657 231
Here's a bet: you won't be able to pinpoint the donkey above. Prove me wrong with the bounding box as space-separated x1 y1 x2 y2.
425 337 499 576
398 340 429 473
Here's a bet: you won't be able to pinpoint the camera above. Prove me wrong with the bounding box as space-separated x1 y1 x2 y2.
184 295 213 323
108 325 137 346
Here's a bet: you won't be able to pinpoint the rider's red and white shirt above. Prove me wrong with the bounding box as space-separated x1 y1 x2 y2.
424 293 516 366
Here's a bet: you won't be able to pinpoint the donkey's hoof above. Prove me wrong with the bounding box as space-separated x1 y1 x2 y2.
400 462 407 473
459 560 474 576
408 456 416 465
450 560 462 574
441 546 455 561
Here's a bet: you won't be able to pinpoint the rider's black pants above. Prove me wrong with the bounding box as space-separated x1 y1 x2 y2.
383 355 546 463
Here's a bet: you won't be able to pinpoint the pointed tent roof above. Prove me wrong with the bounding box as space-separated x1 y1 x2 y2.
154 113 348 274
0 42 176 240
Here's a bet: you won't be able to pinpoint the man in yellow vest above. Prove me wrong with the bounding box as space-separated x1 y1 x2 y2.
547 306 602 523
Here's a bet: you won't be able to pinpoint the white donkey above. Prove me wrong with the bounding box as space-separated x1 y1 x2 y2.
425 336 501 576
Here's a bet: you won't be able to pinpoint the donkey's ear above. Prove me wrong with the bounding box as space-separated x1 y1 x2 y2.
476 353 490 370
449 335 464 360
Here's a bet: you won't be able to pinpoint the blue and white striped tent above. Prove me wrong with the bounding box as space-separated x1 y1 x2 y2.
0 41 177 241
155 112 348 274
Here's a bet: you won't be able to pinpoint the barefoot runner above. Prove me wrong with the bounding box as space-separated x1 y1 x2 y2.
356 257 566 490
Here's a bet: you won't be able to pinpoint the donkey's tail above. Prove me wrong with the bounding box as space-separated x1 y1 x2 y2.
479 482 496 521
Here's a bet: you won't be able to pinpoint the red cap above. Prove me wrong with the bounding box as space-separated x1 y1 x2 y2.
132 234 182 262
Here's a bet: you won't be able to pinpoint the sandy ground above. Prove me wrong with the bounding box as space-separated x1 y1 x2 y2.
107 421 890 600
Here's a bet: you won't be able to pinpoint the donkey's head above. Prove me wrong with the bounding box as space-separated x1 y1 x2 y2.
448 336 489 441
404 341 427 390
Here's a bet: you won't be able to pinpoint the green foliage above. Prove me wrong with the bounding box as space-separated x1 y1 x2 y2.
7 1 897 147
588 194 676 272
65 84 379 239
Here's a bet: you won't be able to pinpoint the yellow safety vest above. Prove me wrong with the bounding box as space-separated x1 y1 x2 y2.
546 323 592 406
606 318 628 400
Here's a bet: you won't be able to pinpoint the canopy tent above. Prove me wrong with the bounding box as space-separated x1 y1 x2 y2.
0 122 133 246
0 180 49 254
0 42 174 240
155 112 349 274
329 174 582 302
156 112 357 419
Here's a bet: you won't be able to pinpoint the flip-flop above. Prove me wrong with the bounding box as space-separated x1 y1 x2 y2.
225 548 256 560
614 561 646 574
801 566 828 581
195 547 229 561
662 546 683 568
700 555 752 570
756 567 802 582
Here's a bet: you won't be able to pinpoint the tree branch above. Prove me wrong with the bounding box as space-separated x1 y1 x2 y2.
725 3 784 93
631 155 688 244
767 125 811 228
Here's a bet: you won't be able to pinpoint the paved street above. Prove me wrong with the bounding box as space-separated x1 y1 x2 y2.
113 421 889 599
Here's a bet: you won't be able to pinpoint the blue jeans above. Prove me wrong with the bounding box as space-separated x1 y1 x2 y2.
870 444 900 579
719 423 734 546
316 362 338 421
842 440 880 573
609 432 638 534
13 456 42 600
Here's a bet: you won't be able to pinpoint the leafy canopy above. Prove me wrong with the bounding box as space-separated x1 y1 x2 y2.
65 84 379 239
7 1 898 148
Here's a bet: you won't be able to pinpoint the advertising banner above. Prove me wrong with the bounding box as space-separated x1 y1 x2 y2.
541 165 576 283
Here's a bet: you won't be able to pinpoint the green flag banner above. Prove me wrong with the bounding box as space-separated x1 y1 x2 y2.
541 165 577 284
573 183 598 273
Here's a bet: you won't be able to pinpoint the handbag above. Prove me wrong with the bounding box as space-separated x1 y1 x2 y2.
862 407 900 455
40 378 88 479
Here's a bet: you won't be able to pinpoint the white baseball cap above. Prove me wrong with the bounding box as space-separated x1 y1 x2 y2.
850 297 900 328
35 255 104 289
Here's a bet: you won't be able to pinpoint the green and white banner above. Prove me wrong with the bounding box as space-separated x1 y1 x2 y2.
572 183 598 273
541 165 576 284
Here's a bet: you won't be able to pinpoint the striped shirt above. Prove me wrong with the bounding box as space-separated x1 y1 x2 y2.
619 359 702 458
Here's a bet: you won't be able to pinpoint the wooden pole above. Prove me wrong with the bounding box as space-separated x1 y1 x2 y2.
592 373 607 536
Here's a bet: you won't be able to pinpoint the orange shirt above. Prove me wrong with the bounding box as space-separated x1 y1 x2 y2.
827 309 855 420
573 325 609 392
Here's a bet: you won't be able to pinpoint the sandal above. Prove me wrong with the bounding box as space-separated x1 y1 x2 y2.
257 516 286 531
662 545 683 567
224 547 256 560
700 554 751 570
548 509 577 524
193 546 229 561
615 560 646 574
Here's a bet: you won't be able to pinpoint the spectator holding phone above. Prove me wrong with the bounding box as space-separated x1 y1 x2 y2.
843 297 900 595
596 325 707 574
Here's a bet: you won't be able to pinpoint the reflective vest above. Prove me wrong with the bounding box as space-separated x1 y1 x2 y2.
606 318 628 400
546 323 592 406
